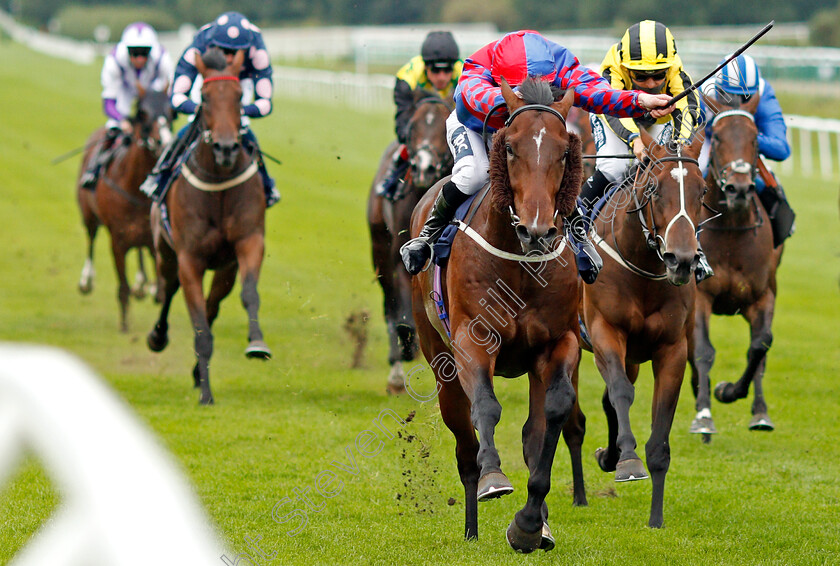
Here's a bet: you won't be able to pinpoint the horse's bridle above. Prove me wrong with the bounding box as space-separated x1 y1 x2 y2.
601 145 706 279
708 109 759 194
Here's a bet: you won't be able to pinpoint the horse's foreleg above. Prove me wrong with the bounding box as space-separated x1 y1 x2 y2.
452 335 508 502
593 331 644 480
206 265 237 328
690 297 717 437
715 293 774 412
178 255 213 405
78 208 99 295
235 234 271 360
647 341 687 528
147 241 178 352
509 332 579 553
562 355 587 507
110 240 131 332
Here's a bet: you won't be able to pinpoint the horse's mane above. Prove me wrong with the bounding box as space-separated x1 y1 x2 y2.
517 76 566 105
488 77 582 217
202 48 227 71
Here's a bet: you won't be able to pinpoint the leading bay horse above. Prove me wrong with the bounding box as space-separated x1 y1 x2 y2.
411 78 586 552
76 89 174 330
367 90 453 394
581 128 705 528
147 48 270 405
689 94 783 439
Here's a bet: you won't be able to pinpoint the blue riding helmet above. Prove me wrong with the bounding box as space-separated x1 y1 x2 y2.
716 53 761 96
208 12 253 51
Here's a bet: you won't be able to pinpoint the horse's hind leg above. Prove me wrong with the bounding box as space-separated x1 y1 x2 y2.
109 239 132 332
714 294 774 419
132 248 148 300
78 201 99 295
647 343 687 528
236 234 271 360
437 378 480 541
147 241 179 353
690 297 717 438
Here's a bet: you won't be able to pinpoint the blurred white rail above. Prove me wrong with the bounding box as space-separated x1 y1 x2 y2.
0 344 223 565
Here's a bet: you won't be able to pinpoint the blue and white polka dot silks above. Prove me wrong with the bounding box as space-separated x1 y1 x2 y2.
208 12 253 51
170 12 273 119
716 54 760 96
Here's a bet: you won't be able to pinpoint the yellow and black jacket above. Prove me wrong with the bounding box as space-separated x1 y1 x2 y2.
394 55 463 143
598 44 700 143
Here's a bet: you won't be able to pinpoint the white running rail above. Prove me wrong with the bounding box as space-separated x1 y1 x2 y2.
0 344 223 565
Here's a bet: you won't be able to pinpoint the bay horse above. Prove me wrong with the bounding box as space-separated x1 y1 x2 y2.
367 90 453 394
411 78 586 552
581 128 706 528
146 48 270 405
689 94 782 439
76 88 174 331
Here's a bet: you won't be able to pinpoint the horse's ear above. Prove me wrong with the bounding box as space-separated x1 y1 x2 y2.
742 92 760 114
552 89 575 120
230 49 245 76
195 52 207 77
638 126 656 154
500 78 523 111
686 127 706 157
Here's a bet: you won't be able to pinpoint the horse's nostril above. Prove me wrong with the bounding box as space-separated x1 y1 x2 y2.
543 226 558 243
515 224 532 243
663 252 679 270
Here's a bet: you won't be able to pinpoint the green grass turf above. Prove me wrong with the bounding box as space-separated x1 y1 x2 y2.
1 40 839 564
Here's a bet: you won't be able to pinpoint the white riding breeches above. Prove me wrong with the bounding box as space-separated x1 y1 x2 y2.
445 110 490 197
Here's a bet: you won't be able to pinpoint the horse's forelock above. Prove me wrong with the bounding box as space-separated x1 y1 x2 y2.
202 48 227 71
517 77 564 106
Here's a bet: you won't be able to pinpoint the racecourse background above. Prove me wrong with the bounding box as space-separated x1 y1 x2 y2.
1 18 839 566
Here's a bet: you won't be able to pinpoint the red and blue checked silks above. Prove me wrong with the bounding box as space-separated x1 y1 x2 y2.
455 30 646 134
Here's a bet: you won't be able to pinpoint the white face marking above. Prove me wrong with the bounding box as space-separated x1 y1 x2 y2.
533 127 546 166
425 111 435 126
670 167 687 181
532 204 540 230
415 148 433 172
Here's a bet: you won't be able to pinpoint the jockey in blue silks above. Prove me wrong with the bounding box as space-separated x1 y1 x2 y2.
400 29 676 282
141 12 279 207
700 53 795 247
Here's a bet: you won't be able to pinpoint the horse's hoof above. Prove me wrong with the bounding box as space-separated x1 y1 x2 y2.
594 447 616 472
477 471 514 501
245 341 272 360
615 458 648 482
147 330 168 352
690 415 717 435
78 281 93 295
540 522 556 551
749 413 775 431
505 518 541 553
386 362 406 395
199 393 215 406
714 381 738 403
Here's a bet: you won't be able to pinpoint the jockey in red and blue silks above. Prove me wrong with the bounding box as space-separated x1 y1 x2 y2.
140 12 279 207
401 29 676 281
700 53 795 247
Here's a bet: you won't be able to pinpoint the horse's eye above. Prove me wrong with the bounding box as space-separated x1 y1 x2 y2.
505 144 513 157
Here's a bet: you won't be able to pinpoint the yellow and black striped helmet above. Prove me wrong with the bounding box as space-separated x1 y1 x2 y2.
619 20 677 71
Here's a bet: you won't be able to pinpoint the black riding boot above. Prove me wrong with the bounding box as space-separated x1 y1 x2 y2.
400 180 469 275
757 183 796 248
81 128 120 189
568 170 611 284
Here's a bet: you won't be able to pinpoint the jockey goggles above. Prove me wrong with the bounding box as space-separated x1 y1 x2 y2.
128 46 151 58
426 60 454 74
630 69 667 82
